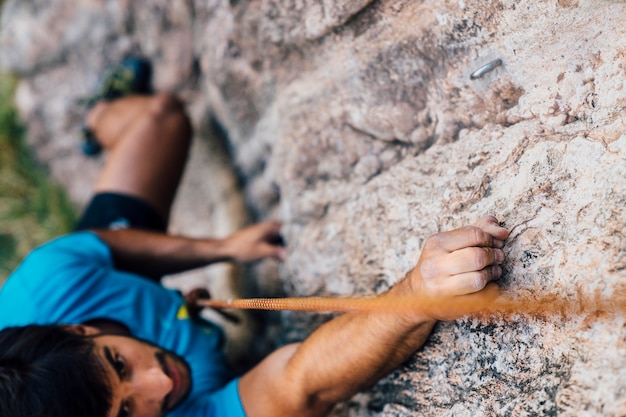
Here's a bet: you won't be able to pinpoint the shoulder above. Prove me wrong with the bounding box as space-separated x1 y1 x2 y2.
0 232 114 327
3 231 112 297
171 378 246 417
26 231 112 265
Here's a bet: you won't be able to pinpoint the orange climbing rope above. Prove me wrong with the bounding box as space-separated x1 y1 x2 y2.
196 286 626 319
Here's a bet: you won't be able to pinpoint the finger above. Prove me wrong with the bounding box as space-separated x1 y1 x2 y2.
185 287 211 301
423 226 496 254
259 220 283 234
258 222 285 245
263 230 285 246
267 234 286 247
475 216 510 242
435 265 503 296
424 247 505 277
260 243 288 261
184 288 211 317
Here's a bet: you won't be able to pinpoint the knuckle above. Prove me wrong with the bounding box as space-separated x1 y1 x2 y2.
424 234 441 250
464 226 487 246
471 271 488 291
471 248 489 268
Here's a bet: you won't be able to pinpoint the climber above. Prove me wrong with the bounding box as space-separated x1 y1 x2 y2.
0 58 509 417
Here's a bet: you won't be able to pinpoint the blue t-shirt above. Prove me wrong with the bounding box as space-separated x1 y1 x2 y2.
0 232 246 417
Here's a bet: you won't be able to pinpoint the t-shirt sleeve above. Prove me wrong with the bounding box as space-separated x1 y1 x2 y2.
172 378 246 417
0 232 115 327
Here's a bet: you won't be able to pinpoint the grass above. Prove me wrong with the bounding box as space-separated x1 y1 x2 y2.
0 73 77 284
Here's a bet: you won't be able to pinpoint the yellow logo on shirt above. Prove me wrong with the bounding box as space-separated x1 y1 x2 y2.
176 305 190 320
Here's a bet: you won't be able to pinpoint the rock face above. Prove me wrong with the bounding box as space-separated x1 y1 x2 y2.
2 0 625 415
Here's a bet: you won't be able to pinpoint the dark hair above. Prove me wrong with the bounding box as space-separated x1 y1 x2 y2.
0 324 112 417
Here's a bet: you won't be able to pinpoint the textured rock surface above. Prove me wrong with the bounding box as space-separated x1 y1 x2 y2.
2 0 625 415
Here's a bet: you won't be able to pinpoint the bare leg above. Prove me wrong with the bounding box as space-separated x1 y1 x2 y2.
85 93 192 222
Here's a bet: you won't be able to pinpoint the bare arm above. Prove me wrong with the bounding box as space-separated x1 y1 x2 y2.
239 216 510 417
92 221 286 279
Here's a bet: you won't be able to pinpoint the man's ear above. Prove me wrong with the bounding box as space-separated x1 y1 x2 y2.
61 324 102 336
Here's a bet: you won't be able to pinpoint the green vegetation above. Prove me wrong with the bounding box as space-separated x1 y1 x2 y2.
0 74 77 284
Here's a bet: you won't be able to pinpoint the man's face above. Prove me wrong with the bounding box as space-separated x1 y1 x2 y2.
91 334 192 417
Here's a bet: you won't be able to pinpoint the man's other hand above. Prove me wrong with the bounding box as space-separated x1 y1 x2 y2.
224 221 287 263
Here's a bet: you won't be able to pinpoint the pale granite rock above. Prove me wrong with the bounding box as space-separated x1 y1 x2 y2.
1 0 625 415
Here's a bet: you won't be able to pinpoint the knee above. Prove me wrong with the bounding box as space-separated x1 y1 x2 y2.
148 93 187 119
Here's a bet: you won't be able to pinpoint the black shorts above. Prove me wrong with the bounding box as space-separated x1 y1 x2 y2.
75 192 167 232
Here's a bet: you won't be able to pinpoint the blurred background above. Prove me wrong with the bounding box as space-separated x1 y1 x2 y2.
0 62 76 285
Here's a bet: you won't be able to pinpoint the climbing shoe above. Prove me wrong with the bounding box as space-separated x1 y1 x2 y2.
78 57 153 108
78 57 153 156
80 126 102 156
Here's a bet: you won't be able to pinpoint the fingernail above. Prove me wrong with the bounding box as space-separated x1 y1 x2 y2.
494 239 505 248
495 249 505 262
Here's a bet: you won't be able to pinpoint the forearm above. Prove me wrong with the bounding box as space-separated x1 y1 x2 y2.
241 279 436 417
285 279 435 407
93 229 232 279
